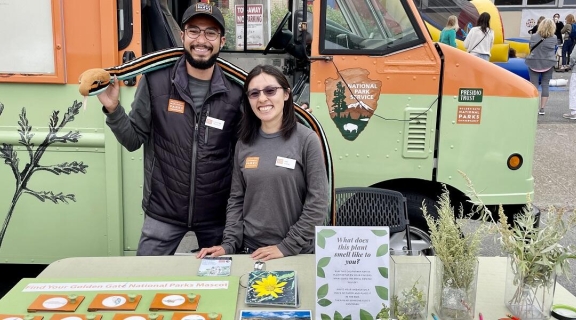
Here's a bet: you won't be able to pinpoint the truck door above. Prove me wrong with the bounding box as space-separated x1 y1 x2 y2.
310 0 441 189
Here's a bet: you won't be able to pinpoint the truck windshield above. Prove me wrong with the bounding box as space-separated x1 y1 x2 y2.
412 0 480 41
322 0 422 54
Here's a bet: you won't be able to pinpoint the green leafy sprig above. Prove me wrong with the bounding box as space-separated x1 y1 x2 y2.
391 282 426 320
460 172 576 283
422 185 485 291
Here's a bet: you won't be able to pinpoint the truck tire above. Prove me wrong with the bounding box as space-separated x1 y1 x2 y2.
401 191 437 253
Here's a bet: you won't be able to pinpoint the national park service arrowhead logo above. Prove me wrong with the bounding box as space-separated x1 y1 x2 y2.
325 68 382 141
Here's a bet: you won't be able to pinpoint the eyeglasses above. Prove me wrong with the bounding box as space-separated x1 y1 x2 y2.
246 86 284 99
185 26 221 41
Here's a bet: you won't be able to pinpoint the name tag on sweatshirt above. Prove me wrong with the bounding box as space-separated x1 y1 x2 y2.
275 156 296 169
205 116 225 130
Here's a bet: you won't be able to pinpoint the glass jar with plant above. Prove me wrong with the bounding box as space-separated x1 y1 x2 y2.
423 186 486 320
496 204 576 319
390 250 431 320
462 173 576 320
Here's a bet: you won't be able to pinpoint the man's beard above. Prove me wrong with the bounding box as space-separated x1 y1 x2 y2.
184 46 219 70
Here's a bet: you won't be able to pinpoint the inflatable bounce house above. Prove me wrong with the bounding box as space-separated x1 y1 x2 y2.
420 0 536 81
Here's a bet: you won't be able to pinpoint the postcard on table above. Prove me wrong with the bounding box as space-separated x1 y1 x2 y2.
315 226 390 320
197 256 232 276
245 270 298 307
239 310 311 320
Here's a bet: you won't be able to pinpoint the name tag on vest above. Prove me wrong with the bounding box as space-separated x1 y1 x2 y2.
167 99 185 113
205 116 225 130
275 156 296 169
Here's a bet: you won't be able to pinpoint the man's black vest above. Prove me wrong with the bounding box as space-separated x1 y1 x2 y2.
143 57 243 228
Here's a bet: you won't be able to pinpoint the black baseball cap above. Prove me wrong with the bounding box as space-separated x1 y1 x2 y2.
181 3 225 33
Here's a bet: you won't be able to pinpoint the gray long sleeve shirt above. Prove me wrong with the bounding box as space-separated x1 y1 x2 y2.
525 34 557 71
221 123 329 256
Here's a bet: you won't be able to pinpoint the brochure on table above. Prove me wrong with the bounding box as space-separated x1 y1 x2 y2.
197 257 232 276
315 226 390 320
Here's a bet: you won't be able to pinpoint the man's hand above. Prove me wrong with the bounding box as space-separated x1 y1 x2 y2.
97 76 120 113
196 246 225 258
251 245 284 261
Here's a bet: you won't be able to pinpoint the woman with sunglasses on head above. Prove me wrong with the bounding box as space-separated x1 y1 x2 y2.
196 65 329 261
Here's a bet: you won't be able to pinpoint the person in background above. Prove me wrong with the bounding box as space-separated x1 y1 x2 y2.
97 3 244 255
509 47 517 58
554 13 565 45
196 65 329 261
439 15 458 47
464 12 494 61
300 101 312 113
560 14 575 70
564 47 576 120
528 16 545 35
525 18 558 116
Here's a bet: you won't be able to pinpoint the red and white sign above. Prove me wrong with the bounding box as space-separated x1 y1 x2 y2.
457 106 482 124
235 4 265 50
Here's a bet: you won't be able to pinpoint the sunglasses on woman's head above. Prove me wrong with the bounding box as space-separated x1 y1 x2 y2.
246 86 283 99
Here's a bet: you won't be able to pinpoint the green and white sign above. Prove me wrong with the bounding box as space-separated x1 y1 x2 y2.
458 88 483 102
315 226 390 320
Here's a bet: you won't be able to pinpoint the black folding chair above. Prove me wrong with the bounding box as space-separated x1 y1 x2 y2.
334 187 411 250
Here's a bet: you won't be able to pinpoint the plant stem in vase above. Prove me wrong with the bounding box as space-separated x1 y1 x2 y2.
505 255 556 319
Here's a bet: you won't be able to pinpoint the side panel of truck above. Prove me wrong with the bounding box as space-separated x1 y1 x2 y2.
0 0 143 262
309 0 539 208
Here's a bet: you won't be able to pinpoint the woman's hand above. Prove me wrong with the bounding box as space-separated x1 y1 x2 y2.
196 246 225 259
251 245 284 261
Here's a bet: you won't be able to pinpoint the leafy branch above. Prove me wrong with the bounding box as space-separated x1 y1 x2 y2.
18 108 35 159
0 100 87 248
376 303 391 319
460 172 576 313
51 131 82 144
34 161 88 175
23 190 76 204
422 185 485 291
0 143 19 183
461 171 576 282
391 282 427 320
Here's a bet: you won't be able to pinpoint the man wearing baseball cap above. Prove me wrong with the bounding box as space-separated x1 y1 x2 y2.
182 2 226 32
98 2 243 255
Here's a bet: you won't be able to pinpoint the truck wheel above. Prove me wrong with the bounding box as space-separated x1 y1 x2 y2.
400 191 438 253
389 226 433 254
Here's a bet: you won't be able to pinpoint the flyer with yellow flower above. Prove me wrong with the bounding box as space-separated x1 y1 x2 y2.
245 270 298 307
315 226 390 320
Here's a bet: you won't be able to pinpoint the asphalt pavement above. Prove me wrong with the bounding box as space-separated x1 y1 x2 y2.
496 69 576 296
